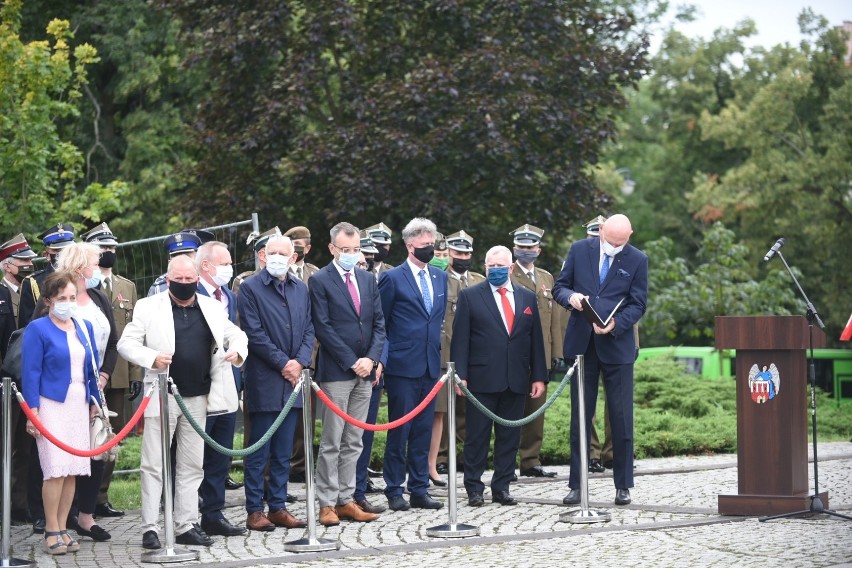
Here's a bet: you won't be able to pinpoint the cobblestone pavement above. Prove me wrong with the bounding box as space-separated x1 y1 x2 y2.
6 442 851 567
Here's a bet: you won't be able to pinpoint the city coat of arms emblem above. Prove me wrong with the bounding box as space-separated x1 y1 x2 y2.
748 363 780 404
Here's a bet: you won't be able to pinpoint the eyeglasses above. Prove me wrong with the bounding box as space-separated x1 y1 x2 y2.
332 244 361 255
356 262 368 269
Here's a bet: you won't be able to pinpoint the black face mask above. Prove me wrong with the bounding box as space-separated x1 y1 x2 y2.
412 245 435 264
98 251 117 269
168 281 197 301
365 258 375 271
451 258 472 274
293 246 306 263
16 264 35 277
373 246 389 262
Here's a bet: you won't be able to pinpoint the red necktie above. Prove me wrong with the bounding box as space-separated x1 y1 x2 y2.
345 272 361 315
214 288 222 302
498 287 514 333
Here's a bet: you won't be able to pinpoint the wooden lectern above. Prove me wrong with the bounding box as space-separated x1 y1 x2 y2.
716 315 826 516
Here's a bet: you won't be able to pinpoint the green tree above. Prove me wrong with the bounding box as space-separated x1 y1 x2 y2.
0 0 127 238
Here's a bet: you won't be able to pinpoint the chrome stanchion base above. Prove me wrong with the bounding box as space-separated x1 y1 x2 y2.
559 507 612 524
0 557 36 567
425 522 481 538
141 547 199 563
283 536 340 553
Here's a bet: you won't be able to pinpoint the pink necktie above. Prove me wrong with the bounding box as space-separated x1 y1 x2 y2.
345 272 361 315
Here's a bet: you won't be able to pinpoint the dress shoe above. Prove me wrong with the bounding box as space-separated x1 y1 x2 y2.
355 498 387 514
589 459 606 473
387 495 411 511
410 493 443 510
435 462 449 475
75 524 111 541
318 506 340 526
267 508 307 529
615 488 631 505
225 476 244 490
246 511 275 532
491 491 518 506
32 518 45 534
468 493 485 507
511 472 518 482
201 517 247 537
175 527 214 546
366 479 383 494
94 501 125 518
429 474 447 487
367 467 382 478
336 501 379 522
142 530 161 550
289 471 306 483
603 460 614 470
520 465 557 478
562 489 580 505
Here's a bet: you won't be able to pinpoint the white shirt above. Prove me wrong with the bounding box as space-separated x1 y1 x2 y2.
199 278 229 312
489 280 515 333
333 259 361 298
407 258 433 304
2 276 18 293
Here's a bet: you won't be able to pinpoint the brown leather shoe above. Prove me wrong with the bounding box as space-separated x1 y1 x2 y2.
355 498 387 514
318 506 340 526
246 511 275 532
336 501 379 522
266 508 307 529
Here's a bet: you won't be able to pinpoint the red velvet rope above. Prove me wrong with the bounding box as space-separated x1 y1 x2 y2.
314 377 446 431
18 394 151 457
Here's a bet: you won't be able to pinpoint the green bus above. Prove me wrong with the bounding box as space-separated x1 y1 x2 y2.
637 346 852 404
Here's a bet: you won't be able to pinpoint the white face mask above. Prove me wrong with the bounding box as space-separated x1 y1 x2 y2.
211 265 233 288
600 234 625 257
51 301 75 321
266 254 290 277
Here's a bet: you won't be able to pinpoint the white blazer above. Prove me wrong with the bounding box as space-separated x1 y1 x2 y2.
117 291 248 417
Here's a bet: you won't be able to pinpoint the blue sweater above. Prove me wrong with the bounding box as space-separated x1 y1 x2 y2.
22 316 102 409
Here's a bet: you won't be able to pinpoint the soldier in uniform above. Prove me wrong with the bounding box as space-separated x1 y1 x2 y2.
360 231 379 271
365 222 394 282
283 226 320 484
147 229 215 296
232 226 281 298
0 233 37 319
81 222 141 517
18 223 75 329
434 230 485 478
512 224 565 478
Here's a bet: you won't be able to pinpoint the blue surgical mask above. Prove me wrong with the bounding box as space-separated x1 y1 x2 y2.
85 267 103 289
514 249 539 266
266 254 290 278
487 266 510 287
51 301 75 321
338 252 360 272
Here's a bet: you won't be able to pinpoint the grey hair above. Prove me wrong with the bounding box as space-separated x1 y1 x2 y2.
264 235 294 255
329 222 360 245
195 241 229 272
485 245 512 265
401 218 437 243
167 254 198 277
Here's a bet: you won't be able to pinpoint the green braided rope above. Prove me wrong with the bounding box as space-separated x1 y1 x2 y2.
454 364 576 427
171 381 302 457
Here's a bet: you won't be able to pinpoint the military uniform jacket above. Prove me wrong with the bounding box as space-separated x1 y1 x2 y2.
18 265 54 328
441 269 485 369
231 269 258 298
371 262 394 283
511 263 566 370
1 278 20 320
102 273 141 388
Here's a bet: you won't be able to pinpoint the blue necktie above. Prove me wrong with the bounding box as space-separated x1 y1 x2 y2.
419 269 432 313
600 254 611 285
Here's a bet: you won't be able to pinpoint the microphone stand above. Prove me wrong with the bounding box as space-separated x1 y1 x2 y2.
760 250 851 522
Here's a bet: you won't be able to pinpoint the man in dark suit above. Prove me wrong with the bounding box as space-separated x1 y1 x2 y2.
238 235 312 532
194 241 248 537
452 246 547 506
310 222 386 525
553 214 648 506
378 217 447 511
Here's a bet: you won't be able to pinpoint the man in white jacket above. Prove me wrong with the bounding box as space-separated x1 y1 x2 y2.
118 255 248 550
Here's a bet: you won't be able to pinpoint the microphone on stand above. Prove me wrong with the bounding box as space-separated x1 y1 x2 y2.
763 238 785 262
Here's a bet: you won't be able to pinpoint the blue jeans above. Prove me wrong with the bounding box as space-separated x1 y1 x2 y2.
244 410 299 513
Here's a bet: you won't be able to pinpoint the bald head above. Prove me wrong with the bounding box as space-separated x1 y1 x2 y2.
601 214 633 248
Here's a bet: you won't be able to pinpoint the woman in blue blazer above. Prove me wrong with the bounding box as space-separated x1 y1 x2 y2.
22 271 102 555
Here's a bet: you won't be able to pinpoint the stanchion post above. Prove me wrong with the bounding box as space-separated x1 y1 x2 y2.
142 372 198 563
285 369 338 552
427 363 480 538
1 377 33 567
560 355 610 524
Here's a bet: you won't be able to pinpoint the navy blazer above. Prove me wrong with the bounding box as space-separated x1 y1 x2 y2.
310 262 386 382
197 282 242 392
237 269 314 412
378 262 447 379
552 238 648 365
451 281 547 395
22 316 102 408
